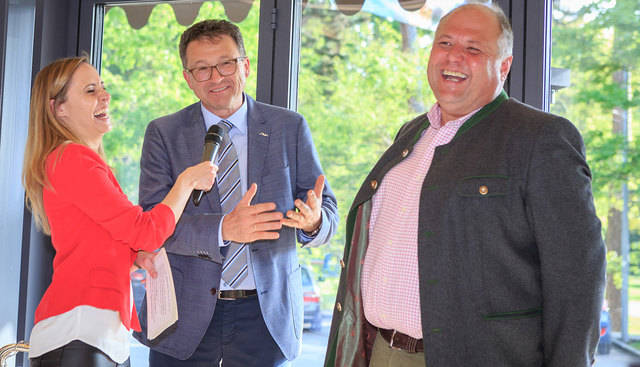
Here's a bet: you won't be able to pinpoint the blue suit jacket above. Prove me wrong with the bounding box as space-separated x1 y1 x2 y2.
133 96 339 360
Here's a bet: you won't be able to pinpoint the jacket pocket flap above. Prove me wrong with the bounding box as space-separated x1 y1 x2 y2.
483 307 542 320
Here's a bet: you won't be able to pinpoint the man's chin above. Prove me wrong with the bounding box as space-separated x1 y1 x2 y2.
433 93 467 107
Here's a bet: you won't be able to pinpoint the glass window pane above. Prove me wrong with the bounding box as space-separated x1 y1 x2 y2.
101 1 259 203
296 0 465 364
551 0 639 357
100 3 259 365
0 1 34 362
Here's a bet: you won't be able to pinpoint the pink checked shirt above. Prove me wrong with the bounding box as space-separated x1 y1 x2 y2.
361 103 480 339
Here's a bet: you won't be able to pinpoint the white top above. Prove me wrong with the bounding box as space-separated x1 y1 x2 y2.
29 304 131 363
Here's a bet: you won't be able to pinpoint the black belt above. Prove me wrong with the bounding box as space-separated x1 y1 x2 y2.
218 289 257 300
379 328 424 353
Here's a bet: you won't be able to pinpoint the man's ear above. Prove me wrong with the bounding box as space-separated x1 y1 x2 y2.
500 55 513 82
183 69 194 91
242 57 250 79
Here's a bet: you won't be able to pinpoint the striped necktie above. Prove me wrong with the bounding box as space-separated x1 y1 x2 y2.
217 120 248 288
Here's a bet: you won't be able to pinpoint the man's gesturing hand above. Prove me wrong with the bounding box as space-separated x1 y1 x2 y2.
221 183 283 243
282 175 324 234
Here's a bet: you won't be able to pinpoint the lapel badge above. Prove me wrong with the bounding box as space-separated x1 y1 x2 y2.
259 132 269 137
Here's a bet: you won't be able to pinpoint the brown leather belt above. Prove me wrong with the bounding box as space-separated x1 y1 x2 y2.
379 328 424 353
218 289 257 300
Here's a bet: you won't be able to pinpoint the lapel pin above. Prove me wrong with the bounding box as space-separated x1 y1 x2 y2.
259 132 269 137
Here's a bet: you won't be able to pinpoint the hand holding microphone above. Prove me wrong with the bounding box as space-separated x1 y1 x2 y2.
193 124 224 206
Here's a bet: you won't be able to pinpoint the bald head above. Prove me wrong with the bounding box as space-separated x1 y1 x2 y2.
426 2 514 123
437 3 513 59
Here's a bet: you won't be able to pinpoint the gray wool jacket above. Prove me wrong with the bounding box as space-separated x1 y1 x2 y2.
325 91 606 367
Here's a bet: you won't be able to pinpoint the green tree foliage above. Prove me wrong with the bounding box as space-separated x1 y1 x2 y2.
551 0 639 325
102 3 258 203
298 1 435 265
102 1 435 294
101 0 638 314
552 1 639 241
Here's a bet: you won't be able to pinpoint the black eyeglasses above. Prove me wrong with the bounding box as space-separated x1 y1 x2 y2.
186 57 246 82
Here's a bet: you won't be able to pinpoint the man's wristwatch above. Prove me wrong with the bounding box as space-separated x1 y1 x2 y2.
303 224 321 237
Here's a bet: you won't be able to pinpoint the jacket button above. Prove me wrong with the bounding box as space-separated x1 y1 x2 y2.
340 259 345 268
479 186 488 195
336 302 342 312
210 288 217 296
370 180 378 189
402 149 409 157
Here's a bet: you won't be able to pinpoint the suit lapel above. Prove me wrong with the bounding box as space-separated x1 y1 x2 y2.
185 104 206 164
246 97 270 204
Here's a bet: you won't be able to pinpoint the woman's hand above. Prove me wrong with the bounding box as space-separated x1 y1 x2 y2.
134 250 159 279
184 161 217 191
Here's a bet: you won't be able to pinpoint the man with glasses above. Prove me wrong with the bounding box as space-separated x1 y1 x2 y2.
133 19 339 367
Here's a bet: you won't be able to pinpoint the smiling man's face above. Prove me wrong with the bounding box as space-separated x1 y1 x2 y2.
183 35 249 119
427 5 512 123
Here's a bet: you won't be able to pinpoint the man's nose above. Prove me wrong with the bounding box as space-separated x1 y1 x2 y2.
446 45 465 61
209 67 226 82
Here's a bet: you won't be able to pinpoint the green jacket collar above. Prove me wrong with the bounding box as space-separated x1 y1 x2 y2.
411 90 509 146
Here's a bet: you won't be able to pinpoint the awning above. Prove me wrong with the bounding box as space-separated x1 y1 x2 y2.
105 1 255 29
327 0 427 15
106 0 466 30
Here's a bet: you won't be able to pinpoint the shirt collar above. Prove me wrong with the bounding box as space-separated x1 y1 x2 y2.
427 102 481 129
200 93 248 134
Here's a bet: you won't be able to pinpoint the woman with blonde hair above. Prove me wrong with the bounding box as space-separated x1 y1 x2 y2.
23 56 217 367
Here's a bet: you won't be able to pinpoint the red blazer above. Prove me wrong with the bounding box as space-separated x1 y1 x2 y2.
36 143 175 331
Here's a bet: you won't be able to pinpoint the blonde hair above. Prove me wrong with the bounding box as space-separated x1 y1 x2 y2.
22 56 105 234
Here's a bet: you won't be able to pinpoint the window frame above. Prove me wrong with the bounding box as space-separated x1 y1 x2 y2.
4 1 554 365
77 0 302 109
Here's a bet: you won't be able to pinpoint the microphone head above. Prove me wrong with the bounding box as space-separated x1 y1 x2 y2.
204 124 224 145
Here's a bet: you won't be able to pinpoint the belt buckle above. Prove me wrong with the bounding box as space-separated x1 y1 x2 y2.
218 290 238 300
389 330 402 351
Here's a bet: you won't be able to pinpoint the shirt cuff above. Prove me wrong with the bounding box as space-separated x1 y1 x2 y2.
219 214 228 247
298 222 322 242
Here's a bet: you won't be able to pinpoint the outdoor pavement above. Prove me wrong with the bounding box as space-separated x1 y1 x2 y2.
595 343 640 366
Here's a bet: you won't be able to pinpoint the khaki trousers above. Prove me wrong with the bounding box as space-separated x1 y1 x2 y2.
369 331 426 367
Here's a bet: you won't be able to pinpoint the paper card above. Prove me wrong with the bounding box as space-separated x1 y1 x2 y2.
146 247 178 340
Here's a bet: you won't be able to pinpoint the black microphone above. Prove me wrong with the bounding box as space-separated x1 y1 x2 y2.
192 124 224 206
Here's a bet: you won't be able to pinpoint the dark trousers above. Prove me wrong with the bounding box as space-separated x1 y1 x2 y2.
149 294 288 367
30 340 130 367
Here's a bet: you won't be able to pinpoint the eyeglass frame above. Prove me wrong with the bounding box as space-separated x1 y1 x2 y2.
185 57 247 82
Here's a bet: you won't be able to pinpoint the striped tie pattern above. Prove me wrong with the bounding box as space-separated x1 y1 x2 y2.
217 120 248 288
